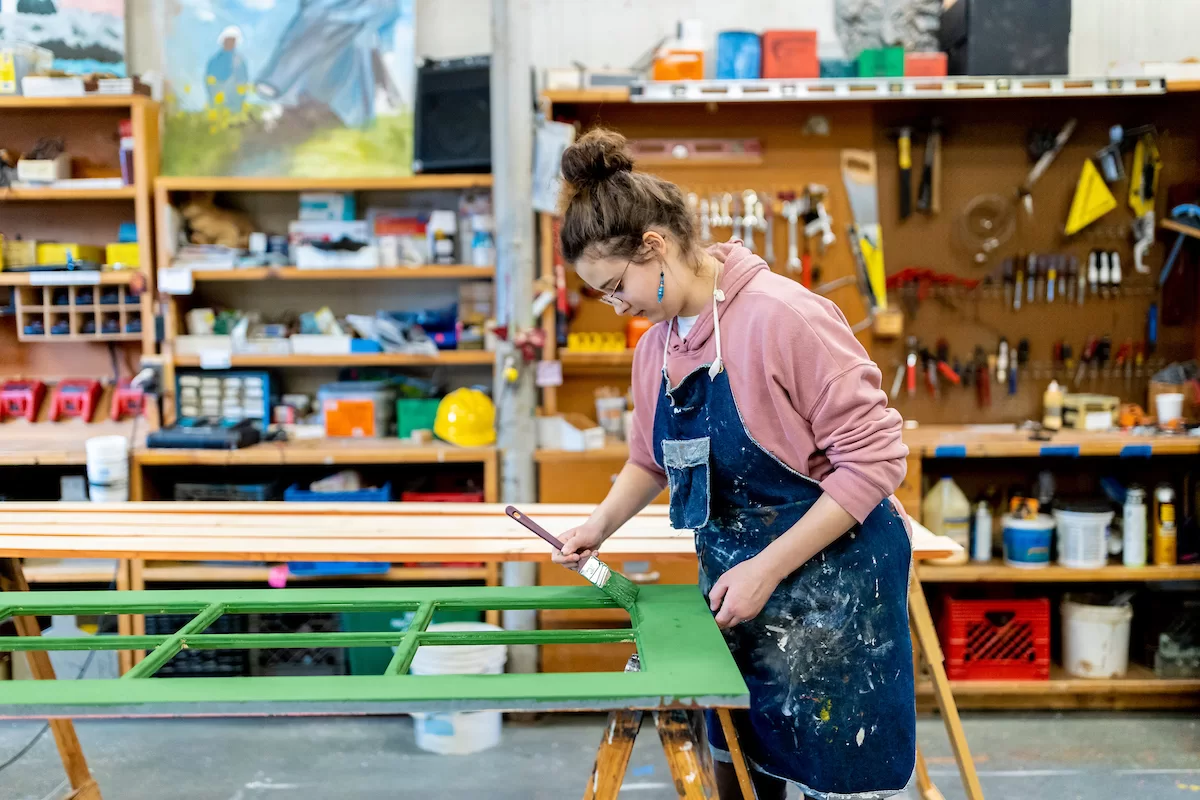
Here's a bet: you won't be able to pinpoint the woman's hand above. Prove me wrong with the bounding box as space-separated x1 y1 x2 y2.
708 556 783 629
552 519 610 571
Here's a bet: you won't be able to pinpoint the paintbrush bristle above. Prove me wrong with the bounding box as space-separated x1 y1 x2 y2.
579 556 639 610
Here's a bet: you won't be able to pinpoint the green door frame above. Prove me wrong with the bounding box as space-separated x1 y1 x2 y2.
0 584 749 719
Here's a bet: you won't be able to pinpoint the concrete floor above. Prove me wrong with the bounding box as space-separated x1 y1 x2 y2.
0 712 1196 799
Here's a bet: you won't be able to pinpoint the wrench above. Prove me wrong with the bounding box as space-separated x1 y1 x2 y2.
762 197 775 265
699 198 711 243
742 191 758 251
784 201 801 275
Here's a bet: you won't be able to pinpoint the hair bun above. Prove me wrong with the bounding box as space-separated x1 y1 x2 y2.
561 129 633 191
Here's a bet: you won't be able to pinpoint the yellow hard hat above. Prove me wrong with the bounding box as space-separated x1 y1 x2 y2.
434 388 496 447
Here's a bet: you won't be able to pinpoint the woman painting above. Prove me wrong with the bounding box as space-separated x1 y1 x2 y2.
553 129 917 800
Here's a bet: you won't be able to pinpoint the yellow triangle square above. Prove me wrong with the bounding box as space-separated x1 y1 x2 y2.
1065 159 1117 235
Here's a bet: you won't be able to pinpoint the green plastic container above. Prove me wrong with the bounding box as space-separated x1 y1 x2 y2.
340 608 483 675
857 47 905 78
396 398 441 439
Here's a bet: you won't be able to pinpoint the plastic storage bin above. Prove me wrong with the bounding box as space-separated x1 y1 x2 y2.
1061 594 1132 678
249 613 344 676
1002 514 1055 568
340 608 483 675
1053 508 1113 569
396 397 441 439
174 482 278 502
319 381 396 438
941 597 1051 681
285 481 391 575
145 613 248 677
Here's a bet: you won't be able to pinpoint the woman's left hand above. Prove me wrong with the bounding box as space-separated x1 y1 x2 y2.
708 556 783 629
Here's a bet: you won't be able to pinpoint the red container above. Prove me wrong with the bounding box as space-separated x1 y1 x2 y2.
761 30 818 79
905 51 949 77
940 597 1051 681
400 491 484 503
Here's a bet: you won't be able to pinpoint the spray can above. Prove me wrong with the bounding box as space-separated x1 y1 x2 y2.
1153 483 1177 566
1122 486 1147 568
972 501 993 563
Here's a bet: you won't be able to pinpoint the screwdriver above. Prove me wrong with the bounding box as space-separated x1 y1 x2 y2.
1047 257 1058 302
1027 253 1037 304
997 338 1010 385
1078 255 1088 305
1116 340 1132 386
1003 258 1014 309
1075 335 1097 386
1058 255 1068 300
1095 335 1111 383
905 336 919 396
936 339 962 385
1088 251 1100 299
978 347 992 409
1098 251 1111 298
921 348 939 397
1111 251 1122 296
1065 257 1076 303
1014 257 1024 311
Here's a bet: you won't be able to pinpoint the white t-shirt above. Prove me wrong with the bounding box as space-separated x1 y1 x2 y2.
675 315 699 340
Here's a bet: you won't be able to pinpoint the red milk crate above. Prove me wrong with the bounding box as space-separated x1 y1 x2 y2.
940 597 1051 681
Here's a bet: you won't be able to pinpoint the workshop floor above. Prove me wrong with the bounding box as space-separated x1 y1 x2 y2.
1 712 1196 799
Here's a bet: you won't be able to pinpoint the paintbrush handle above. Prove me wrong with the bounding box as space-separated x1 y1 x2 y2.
505 505 566 552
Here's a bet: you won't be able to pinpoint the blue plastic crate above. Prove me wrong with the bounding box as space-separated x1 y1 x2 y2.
284 481 392 575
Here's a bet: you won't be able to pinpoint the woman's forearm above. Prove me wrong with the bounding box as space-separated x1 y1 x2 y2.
758 493 857 582
591 463 665 539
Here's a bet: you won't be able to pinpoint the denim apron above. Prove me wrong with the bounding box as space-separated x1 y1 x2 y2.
650 282 916 799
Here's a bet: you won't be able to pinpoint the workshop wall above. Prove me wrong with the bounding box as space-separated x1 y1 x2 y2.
125 1 1200 77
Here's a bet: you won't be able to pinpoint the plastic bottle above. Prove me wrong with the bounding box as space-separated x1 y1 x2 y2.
1153 483 1177 566
1122 485 1147 567
972 500 993 563
922 477 972 565
1042 380 1064 431
470 215 495 267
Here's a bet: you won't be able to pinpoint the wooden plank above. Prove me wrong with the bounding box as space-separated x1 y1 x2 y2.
132 441 495 466
919 562 1200 582
916 663 1200 696
0 94 152 109
0 271 135 286
156 175 493 192
904 425 1200 458
172 351 496 368
654 710 718 798
0 186 137 201
716 708 758 800
544 89 631 105
188 266 494 281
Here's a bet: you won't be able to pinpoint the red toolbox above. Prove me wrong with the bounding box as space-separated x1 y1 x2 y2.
940 597 1051 681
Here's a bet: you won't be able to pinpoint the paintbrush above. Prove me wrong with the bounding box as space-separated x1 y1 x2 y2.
504 505 639 610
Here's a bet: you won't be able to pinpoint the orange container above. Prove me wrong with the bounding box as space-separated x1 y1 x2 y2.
626 317 652 348
653 49 705 81
904 51 948 77
324 398 377 438
761 30 818 79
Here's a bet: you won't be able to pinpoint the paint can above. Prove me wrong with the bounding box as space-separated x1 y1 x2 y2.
409 622 507 755
1061 594 1133 678
1001 513 1054 568
1052 507 1114 569
85 434 129 502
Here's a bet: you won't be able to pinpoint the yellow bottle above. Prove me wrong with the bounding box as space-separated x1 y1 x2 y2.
1153 484 1177 566
1042 380 1063 431
922 477 971 565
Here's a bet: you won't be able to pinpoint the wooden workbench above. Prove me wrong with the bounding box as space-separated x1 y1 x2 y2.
0 501 978 800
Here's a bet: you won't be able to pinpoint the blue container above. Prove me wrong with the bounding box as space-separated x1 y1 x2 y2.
284 481 392 575
716 31 762 80
1002 514 1054 568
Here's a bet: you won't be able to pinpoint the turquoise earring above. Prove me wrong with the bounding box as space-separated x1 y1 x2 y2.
657 270 665 302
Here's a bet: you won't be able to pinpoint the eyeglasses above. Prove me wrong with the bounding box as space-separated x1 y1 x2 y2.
600 258 633 308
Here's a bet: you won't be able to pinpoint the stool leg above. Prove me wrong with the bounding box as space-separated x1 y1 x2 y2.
715 709 758 800
1 559 103 799
655 709 718 798
583 709 643 800
909 573 984 800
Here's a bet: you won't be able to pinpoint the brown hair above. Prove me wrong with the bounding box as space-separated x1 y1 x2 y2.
558 128 700 266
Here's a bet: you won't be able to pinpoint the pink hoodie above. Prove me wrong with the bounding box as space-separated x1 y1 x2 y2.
627 242 908 524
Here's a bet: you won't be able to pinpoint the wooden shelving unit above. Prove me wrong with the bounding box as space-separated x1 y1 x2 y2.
188 265 494 282
918 664 1200 710
0 270 137 286
155 175 492 192
0 186 138 201
172 351 495 368
919 562 1200 582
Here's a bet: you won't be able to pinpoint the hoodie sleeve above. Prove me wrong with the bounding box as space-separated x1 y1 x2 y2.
768 298 908 524
626 327 669 488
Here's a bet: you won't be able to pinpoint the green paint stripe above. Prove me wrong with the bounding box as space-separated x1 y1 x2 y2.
385 602 434 676
0 608 11 627
0 629 636 653
124 604 225 680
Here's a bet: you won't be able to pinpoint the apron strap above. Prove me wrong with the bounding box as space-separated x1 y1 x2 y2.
661 265 726 380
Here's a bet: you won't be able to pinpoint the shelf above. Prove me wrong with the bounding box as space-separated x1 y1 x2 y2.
133 439 496 467
188 265 493 282
904 424 1200 459
0 186 137 201
21 559 122 584
559 350 635 372
0 271 137 286
918 664 1200 698
157 175 493 192
919 562 1200 582
1161 218 1200 241
535 440 632 463
542 88 633 104
0 417 145 466
630 75 1167 104
0 94 154 110
172 351 495 368
140 563 489 583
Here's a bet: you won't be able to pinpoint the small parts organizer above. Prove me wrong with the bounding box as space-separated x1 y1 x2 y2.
15 284 142 342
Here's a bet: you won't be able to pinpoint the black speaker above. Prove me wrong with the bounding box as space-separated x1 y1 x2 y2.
413 55 491 174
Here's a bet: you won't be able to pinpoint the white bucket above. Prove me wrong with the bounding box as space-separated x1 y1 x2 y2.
409 622 507 756
85 435 129 503
1062 595 1133 678
1053 509 1114 569
1156 392 1184 424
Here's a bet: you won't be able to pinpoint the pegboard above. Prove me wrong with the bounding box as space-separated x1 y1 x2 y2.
543 93 1200 426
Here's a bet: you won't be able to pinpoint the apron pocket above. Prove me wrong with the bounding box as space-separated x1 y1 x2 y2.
662 437 711 529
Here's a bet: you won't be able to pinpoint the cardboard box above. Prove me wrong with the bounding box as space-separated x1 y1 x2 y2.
761 30 818 79
105 242 140 269
537 413 605 451
17 153 70 184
